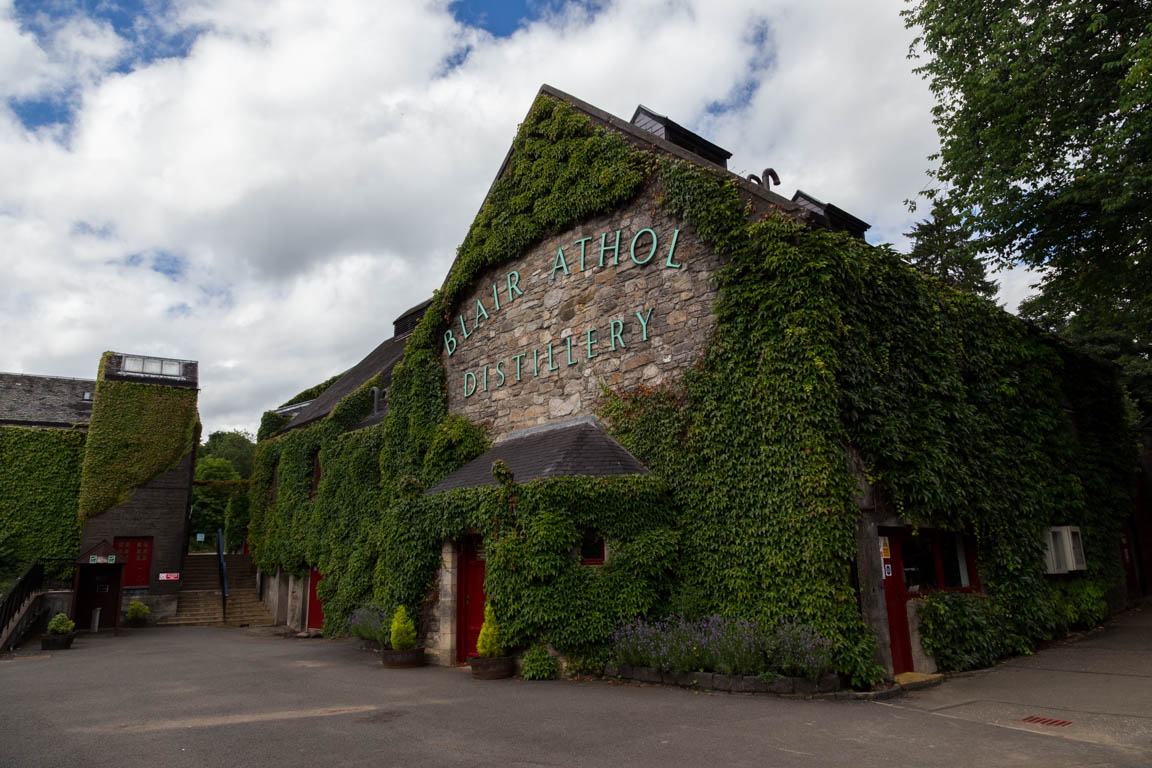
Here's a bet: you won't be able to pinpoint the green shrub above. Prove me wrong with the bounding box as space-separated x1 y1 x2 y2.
1052 579 1108 631
348 605 391 646
477 604 503 658
125 601 150 620
521 643 559 680
46 613 75 635
390 605 417 651
916 592 1014 671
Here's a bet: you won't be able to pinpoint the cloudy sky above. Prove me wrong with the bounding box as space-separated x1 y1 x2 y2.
0 0 1038 436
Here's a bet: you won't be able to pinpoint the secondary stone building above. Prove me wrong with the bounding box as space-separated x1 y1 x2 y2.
0 352 200 628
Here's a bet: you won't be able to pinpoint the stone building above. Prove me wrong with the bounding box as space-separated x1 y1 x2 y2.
0 352 199 628
251 85 1142 680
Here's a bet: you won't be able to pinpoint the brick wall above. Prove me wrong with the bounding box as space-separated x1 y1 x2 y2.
81 452 194 595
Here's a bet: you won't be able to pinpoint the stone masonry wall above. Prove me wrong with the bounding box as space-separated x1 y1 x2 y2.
443 186 723 440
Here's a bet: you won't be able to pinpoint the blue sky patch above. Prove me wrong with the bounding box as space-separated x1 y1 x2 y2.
450 0 602 37
150 250 187 280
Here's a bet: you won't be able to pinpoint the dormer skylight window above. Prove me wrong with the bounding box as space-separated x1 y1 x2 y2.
122 356 183 377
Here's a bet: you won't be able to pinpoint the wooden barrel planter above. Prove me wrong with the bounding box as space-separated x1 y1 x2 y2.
41 633 75 651
381 648 425 668
468 656 516 680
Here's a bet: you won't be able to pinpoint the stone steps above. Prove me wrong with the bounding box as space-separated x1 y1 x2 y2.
158 553 275 628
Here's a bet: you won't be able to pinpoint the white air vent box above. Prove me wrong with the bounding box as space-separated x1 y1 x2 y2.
1044 526 1086 574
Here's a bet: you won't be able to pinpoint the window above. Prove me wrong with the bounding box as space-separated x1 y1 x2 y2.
123 356 144 372
579 529 605 565
899 529 977 595
162 360 182 376
120 355 182 377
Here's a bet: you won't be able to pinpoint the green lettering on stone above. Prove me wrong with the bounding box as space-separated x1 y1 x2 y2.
474 298 489 328
575 236 591 272
459 314 470 339
507 270 523 300
565 336 577 366
610 319 625 351
547 343 559 371
551 246 570 281
586 327 599 360
495 360 505 387
630 228 657 265
464 371 476 398
665 228 682 268
512 353 525 381
444 329 457 356
599 230 620 266
636 308 654 341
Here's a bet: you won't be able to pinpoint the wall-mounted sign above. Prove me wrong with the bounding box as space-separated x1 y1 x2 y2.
89 554 116 564
196 533 205 542
159 573 180 581
884 563 892 578
879 536 890 559
444 224 685 400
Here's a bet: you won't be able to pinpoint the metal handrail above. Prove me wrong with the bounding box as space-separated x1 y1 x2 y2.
216 529 229 622
1 562 43 643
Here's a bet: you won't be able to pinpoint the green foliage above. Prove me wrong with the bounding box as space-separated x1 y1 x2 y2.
0 426 85 570
390 605 417 650
125 600 150 620
520 643 559 680
916 592 1012 671
1051 578 1109 631
257 411 291 442
223 492 250 552
903 0 1152 379
348 604 391 646
191 456 240 545
201 430 256 479
46 612 75 635
79 357 199 520
477 603 503 658
903 200 997 299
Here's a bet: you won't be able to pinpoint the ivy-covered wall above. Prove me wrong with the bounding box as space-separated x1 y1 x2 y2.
247 92 1136 685
0 426 86 570
78 353 200 521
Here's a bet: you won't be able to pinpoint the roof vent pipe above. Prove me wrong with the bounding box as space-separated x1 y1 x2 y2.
370 387 381 414
747 168 780 190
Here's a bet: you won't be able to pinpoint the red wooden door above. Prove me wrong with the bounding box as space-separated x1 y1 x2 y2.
878 528 913 675
114 537 153 588
457 536 486 663
307 568 324 630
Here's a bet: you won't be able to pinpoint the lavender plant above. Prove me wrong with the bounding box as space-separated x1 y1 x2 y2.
347 604 391 648
612 615 833 679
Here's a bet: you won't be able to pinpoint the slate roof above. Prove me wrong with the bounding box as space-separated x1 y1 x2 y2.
281 335 406 433
426 416 648 494
0 372 95 428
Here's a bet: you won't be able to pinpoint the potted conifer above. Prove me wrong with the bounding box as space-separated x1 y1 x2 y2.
125 600 150 627
41 612 76 650
468 604 515 679
380 606 425 668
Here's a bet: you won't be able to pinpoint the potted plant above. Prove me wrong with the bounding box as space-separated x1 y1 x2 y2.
468 604 515 679
125 600 150 627
380 606 425 668
41 612 76 650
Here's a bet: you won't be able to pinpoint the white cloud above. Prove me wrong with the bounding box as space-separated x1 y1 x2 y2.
0 0 1037 435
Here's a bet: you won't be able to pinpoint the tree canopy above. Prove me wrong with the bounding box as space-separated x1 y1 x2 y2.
200 430 256 479
904 0 1152 413
190 456 241 542
904 200 999 298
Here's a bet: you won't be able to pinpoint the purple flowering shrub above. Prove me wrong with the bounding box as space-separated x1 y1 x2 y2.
612 615 834 680
348 604 391 647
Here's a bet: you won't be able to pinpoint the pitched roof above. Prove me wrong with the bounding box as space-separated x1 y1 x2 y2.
426 416 648 494
280 335 406 433
0 372 95 428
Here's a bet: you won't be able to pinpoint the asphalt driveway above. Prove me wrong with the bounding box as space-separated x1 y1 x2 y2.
2 603 1149 768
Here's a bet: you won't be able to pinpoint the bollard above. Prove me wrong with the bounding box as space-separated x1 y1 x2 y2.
90 607 101 633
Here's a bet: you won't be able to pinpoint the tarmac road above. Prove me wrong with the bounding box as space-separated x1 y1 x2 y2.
1 603 1149 768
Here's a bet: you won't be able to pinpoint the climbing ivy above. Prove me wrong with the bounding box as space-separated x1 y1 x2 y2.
0 426 85 572
247 93 1134 685
77 353 200 520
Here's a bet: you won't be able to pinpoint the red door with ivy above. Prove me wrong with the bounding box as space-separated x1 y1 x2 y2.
878 528 914 674
114 537 153 588
457 536 486 662
307 568 324 630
